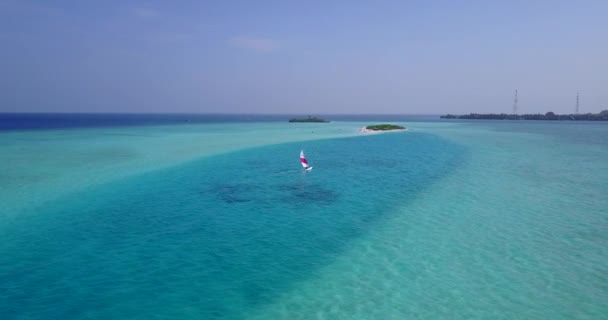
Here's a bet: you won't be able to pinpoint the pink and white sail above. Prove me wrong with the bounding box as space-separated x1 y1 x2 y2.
300 150 312 170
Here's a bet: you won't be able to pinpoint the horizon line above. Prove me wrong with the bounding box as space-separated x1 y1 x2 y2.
0 111 444 116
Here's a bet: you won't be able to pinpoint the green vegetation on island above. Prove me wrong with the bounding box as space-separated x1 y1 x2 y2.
288 116 330 123
441 110 608 121
365 124 406 131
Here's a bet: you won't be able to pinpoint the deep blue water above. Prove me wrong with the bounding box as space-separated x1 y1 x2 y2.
0 113 285 131
0 113 441 131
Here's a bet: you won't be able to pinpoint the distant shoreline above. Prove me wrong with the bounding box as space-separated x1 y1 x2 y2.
441 110 608 121
288 116 330 123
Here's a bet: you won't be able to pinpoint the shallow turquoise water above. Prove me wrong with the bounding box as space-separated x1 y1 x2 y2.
1 121 607 319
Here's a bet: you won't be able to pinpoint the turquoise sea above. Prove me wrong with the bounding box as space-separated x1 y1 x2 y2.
1 115 607 319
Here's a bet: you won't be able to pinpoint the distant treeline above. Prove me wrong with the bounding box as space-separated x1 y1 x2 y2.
441 110 608 121
288 116 330 123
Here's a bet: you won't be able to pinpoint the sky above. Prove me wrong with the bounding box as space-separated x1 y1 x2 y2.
1 0 607 114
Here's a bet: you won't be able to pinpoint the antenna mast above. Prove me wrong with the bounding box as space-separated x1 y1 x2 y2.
512 89 518 114
575 92 580 114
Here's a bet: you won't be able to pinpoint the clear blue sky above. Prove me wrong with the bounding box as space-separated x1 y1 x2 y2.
1 0 607 114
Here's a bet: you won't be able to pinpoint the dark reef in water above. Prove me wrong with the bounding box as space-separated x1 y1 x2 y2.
210 182 338 206
441 110 608 121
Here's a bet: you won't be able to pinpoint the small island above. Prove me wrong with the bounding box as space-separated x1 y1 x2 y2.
288 116 330 123
441 110 608 121
366 124 406 131
360 124 406 133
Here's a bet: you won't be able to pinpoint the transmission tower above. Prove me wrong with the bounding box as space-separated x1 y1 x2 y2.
512 89 518 114
576 92 580 114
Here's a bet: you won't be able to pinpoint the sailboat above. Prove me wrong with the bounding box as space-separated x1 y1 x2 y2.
300 150 313 171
